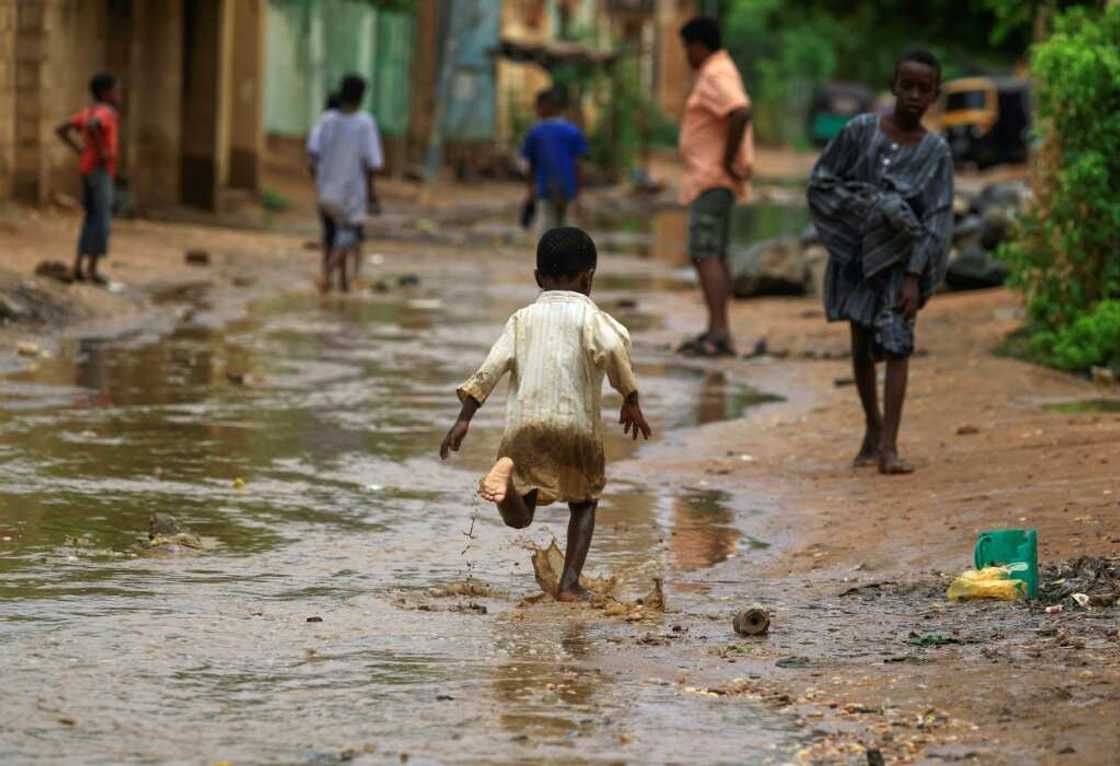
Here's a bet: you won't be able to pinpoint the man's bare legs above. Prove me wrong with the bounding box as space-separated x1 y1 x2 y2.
850 324 882 466
479 457 597 600
879 356 912 474
694 257 732 345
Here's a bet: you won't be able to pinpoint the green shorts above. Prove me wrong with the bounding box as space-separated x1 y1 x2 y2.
688 187 734 261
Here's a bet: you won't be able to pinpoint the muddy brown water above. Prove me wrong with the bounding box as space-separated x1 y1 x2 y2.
0 270 801 763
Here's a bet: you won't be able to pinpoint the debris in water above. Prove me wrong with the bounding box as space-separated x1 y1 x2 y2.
733 604 771 636
16 341 41 357
232 477 246 489
306 616 323 623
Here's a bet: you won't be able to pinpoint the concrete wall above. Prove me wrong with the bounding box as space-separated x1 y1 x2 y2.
0 1 15 201
126 0 184 210
0 0 262 211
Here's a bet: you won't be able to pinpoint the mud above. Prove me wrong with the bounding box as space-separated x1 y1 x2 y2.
2 198 1118 763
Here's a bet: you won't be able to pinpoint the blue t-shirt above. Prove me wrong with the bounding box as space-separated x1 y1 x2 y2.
521 118 588 201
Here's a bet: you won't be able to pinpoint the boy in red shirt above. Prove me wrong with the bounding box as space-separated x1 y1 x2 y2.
55 72 120 285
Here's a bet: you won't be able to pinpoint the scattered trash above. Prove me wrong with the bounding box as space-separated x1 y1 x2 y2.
232 477 246 489
956 425 980 435
1071 593 1090 609
185 249 211 266
1090 366 1116 386
947 566 1026 601
1045 604 1063 615
974 528 1038 598
907 632 962 647
16 341 41 357
733 604 771 636
1040 555 1120 606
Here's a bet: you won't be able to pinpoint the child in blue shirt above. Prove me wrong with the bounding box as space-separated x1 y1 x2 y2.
522 87 588 232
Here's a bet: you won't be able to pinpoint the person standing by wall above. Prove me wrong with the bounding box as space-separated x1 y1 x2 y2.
55 72 121 286
676 17 753 357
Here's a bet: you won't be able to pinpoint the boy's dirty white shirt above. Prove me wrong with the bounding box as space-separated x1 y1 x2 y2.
458 291 638 506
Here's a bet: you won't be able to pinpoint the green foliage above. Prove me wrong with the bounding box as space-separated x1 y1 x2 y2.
260 189 291 213
721 0 1031 145
1000 6 1120 371
1027 301 1120 371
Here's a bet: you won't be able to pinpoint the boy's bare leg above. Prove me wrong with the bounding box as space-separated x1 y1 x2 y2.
850 323 883 466
556 501 596 602
339 248 352 292
879 356 913 474
480 457 535 529
321 249 336 293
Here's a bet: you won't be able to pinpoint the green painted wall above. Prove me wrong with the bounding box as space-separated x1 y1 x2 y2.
264 0 414 137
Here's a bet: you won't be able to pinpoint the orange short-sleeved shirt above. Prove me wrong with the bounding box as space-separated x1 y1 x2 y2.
69 104 119 177
678 50 754 205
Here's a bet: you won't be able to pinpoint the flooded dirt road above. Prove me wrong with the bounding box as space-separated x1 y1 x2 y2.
0 254 803 764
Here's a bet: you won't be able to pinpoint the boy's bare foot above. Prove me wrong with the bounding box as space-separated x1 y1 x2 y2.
555 584 591 602
853 429 882 467
878 451 914 475
479 457 515 503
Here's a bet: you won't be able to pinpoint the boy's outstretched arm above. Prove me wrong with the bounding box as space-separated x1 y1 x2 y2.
440 395 480 459
55 121 82 155
619 391 652 441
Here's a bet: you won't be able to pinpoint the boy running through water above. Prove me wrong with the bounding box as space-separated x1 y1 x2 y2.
440 227 651 601
308 74 383 292
807 50 954 474
521 88 588 232
55 72 121 285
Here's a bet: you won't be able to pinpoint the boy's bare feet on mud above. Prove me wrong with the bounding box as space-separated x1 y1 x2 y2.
878 450 914 475
555 585 591 602
853 429 882 467
479 457 515 503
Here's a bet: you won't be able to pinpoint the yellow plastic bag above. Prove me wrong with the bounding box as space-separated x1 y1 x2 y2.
947 566 1026 602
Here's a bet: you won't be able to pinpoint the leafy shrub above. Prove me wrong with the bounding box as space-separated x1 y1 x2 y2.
1000 6 1120 372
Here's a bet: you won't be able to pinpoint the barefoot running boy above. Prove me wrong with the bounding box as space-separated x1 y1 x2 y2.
807 49 953 474
55 72 120 286
439 227 651 601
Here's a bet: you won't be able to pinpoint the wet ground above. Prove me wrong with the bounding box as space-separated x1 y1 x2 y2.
0 257 804 763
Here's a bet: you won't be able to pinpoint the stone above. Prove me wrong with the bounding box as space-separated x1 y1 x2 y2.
34 260 72 283
980 207 1016 251
945 243 1009 291
184 249 211 266
730 236 808 298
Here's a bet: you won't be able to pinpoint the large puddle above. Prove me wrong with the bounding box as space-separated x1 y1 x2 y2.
0 270 798 763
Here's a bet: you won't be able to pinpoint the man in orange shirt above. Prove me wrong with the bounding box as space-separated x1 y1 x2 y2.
56 72 120 286
677 18 753 357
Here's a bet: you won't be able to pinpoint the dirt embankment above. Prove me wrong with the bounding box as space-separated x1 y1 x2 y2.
624 286 1120 764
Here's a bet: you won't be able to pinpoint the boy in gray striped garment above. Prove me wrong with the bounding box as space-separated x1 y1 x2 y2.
440 227 651 601
808 50 954 474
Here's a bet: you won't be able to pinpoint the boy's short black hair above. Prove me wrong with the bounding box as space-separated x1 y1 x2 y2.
325 92 341 111
680 17 721 51
536 85 566 110
89 72 117 100
339 74 366 106
536 227 597 278
894 48 942 85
